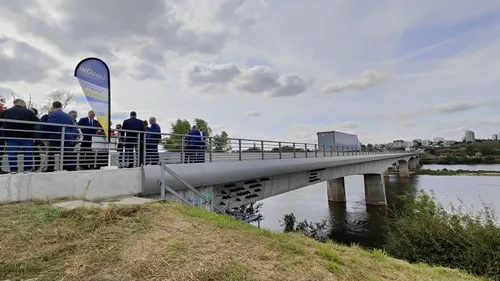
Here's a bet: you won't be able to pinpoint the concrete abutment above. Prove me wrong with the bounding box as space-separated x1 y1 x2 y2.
398 160 410 177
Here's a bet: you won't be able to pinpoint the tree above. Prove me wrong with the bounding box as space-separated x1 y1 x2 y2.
162 118 214 151
213 131 232 152
40 89 74 113
194 118 212 137
163 119 191 151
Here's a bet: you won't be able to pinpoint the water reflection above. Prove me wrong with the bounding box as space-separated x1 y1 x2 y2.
256 168 500 249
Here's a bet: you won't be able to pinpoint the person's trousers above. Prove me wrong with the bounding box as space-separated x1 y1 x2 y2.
47 141 75 171
194 147 206 163
0 139 5 171
125 143 143 166
146 144 159 165
80 140 94 169
7 139 34 172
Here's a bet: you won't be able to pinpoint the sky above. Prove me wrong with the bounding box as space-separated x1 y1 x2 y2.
1 0 500 144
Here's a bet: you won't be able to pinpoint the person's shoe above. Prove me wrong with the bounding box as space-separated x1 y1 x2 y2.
0 170 8 175
10 171 18 174
45 169 55 173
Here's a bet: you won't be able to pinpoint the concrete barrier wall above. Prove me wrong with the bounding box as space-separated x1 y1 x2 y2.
0 168 142 203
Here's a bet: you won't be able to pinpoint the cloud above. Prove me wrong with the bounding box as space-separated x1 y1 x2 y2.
0 0 266 68
111 112 131 120
0 35 60 83
183 62 314 97
431 100 497 114
321 70 387 93
2 0 500 144
244 110 260 117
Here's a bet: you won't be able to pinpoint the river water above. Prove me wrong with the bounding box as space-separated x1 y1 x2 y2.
255 164 500 248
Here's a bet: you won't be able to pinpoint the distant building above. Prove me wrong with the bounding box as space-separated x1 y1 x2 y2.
464 130 475 143
392 140 406 148
492 134 500 140
421 140 431 146
433 137 445 143
317 130 359 152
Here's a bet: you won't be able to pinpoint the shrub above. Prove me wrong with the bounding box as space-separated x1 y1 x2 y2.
386 190 500 280
280 213 329 242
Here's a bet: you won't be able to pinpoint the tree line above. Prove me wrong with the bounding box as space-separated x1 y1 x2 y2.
162 118 232 152
1 89 75 114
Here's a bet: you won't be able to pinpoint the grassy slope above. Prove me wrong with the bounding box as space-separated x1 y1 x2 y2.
0 201 485 281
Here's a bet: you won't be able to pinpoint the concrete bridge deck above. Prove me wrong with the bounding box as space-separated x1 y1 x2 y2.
1 151 420 212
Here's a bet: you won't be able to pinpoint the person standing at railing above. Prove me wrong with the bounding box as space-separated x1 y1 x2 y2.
77 110 99 170
30 108 43 172
0 103 7 174
0 99 39 174
66 110 83 171
187 125 200 163
43 101 74 172
121 111 145 168
115 124 124 167
197 127 206 163
143 120 150 164
147 117 161 165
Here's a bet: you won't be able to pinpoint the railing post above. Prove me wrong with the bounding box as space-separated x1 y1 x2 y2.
305 144 308 158
323 145 326 157
314 144 317 157
261 141 264 160
136 134 140 167
142 132 147 166
330 145 333 156
293 143 296 158
336 145 339 156
59 127 66 171
160 164 166 200
279 142 282 159
238 139 242 161
342 146 345 156
208 137 213 163
181 135 185 163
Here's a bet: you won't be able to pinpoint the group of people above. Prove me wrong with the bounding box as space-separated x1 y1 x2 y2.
185 125 207 163
0 98 164 174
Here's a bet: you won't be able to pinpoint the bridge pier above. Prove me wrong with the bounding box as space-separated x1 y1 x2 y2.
399 161 410 177
383 169 390 177
327 178 346 203
364 174 387 205
409 158 418 170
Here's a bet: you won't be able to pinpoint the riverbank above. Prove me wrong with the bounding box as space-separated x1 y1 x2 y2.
421 156 500 165
0 201 481 281
415 168 500 176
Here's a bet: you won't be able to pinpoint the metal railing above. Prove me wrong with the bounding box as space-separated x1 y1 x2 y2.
0 118 398 173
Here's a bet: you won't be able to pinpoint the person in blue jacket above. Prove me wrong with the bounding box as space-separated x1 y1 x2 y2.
187 125 201 163
146 117 161 165
43 101 74 172
121 111 145 168
77 110 99 170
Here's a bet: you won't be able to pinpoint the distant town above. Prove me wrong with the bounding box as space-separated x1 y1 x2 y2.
363 130 500 152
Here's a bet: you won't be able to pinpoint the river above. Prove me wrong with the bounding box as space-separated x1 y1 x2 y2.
254 164 500 248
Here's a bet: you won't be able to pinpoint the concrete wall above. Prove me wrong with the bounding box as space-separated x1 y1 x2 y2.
0 168 142 203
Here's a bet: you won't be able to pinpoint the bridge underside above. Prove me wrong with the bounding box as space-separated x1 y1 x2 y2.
148 154 420 210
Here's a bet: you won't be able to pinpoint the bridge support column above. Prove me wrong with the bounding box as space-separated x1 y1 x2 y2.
364 174 387 205
409 158 418 170
327 178 346 203
383 169 390 177
399 162 410 177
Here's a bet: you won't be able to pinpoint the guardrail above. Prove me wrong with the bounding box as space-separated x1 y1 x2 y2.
0 119 395 173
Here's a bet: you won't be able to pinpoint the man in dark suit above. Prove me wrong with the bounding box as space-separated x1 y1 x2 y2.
198 127 206 163
147 117 161 165
121 111 145 168
43 101 74 172
187 125 200 163
77 110 99 170
0 99 39 173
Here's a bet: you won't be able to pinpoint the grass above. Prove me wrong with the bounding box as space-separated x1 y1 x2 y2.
0 201 486 281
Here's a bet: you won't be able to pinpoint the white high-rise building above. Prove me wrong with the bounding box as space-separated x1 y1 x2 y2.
465 130 475 143
493 134 500 140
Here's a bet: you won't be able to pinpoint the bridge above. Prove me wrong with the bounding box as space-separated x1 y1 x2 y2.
0 119 420 209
